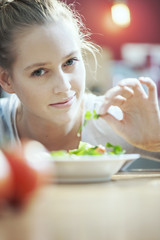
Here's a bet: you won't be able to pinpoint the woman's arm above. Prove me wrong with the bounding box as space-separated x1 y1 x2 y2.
99 77 160 152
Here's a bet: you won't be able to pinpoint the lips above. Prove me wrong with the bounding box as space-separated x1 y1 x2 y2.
49 94 76 108
55 96 74 105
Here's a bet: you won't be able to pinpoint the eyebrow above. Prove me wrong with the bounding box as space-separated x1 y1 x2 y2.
24 50 79 72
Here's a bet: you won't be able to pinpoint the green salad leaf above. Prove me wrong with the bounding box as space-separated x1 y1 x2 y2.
93 109 100 119
50 141 125 157
84 110 92 120
50 150 68 157
69 141 103 155
77 110 100 137
105 142 126 155
76 109 126 155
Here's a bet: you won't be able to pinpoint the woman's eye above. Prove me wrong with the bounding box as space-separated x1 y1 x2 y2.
31 68 46 77
64 58 78 67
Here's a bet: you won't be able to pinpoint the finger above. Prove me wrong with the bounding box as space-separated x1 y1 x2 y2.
104 85 134 101
139 77 158 101
99 81 142 115
119 86 134 99
118 78 140 88
118 78 147 98
101 112 123 132
99 96 126 115
99 85 134 115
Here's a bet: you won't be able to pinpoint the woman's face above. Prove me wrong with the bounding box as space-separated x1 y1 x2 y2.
10 21 86 125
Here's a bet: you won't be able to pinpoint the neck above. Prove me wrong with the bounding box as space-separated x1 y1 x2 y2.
16 104 83 151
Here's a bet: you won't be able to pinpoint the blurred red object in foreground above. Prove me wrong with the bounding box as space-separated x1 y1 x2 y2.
0 151 14 205
0 140 53 208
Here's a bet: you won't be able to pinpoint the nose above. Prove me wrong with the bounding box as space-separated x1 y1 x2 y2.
53 69 71 94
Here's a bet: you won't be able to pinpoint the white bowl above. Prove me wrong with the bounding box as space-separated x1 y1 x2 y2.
51 154 140 183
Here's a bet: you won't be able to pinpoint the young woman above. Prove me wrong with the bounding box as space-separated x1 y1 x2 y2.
0 0 160 161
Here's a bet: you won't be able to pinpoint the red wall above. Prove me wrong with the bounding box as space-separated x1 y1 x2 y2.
66 0 160 59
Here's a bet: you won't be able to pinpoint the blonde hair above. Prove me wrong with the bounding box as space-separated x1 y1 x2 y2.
0 0 98 71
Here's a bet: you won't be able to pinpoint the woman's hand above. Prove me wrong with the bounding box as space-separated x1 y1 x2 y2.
99 77 160 152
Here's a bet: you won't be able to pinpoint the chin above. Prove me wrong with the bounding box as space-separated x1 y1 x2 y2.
55 107 80 126
49 96 82 125
58 111 76 124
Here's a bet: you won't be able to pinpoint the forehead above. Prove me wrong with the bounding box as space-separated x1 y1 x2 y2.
13 21 80 67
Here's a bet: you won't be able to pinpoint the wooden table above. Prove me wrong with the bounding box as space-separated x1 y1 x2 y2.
0 172 160 240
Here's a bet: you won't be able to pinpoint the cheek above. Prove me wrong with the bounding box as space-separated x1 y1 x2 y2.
11 79 41 107
13 82 33 100
75 62 86 91
12 72 43 99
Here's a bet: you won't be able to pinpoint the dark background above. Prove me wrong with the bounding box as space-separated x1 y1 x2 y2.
66 0 160 59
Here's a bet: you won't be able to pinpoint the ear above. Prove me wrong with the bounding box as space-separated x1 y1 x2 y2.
0 67 15 93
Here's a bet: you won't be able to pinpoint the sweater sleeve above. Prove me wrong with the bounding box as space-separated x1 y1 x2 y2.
0 94 20 147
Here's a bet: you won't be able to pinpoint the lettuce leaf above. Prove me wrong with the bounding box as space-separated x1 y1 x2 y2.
50 141 125 157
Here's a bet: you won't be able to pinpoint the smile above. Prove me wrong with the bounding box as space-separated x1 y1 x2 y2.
49 95 76 109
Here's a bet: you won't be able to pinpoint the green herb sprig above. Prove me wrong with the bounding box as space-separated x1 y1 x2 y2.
77 110 100 137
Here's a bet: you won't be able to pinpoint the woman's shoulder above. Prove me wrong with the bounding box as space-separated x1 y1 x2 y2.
0 94 19 145
0 94 19 114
